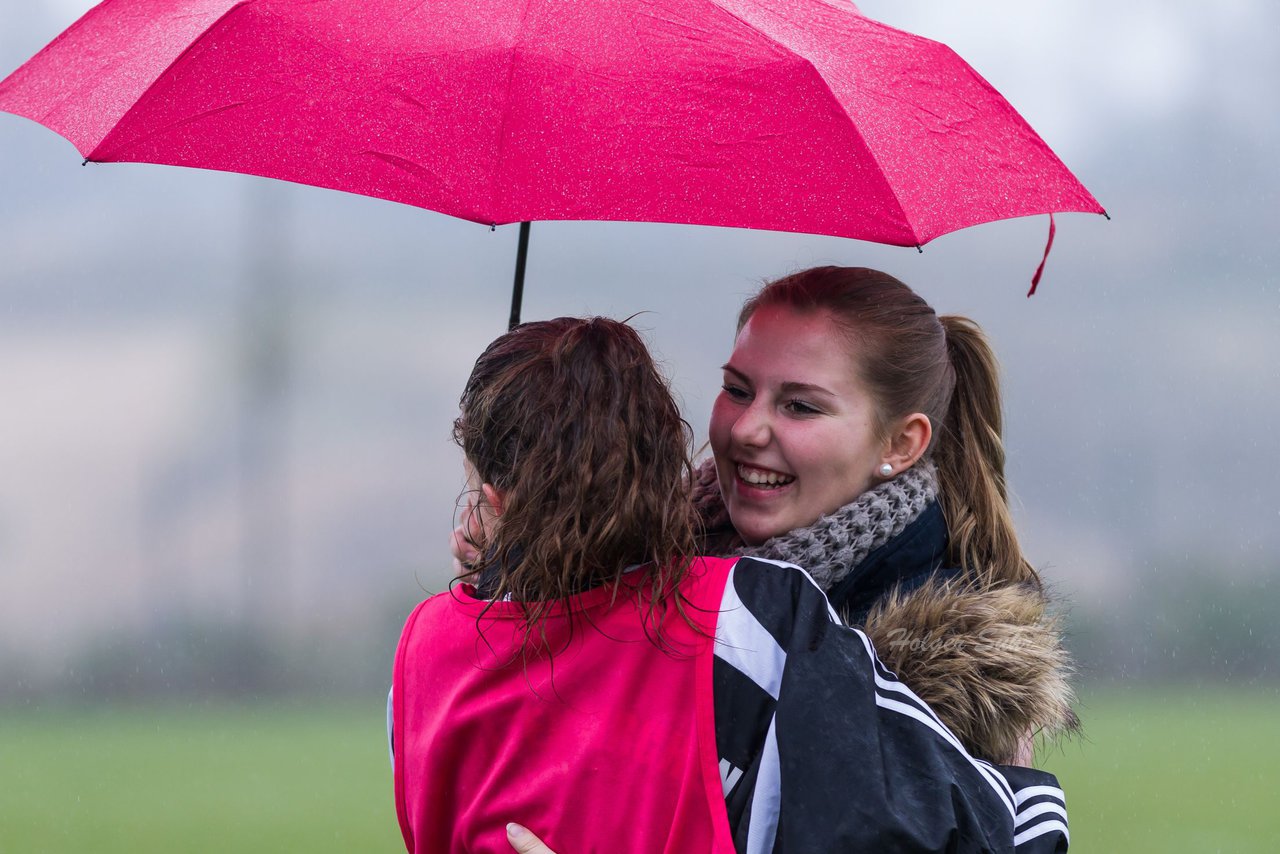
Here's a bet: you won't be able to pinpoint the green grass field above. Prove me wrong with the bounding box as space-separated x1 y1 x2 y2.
0 702 403 853
2 689 1278 852
1038 689 1280 853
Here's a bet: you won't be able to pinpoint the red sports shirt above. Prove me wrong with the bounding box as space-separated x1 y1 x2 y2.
392 557 738 854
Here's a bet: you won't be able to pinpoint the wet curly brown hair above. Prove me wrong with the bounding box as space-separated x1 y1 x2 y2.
453 316 699 649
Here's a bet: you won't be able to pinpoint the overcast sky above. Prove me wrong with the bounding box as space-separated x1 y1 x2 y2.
1 1 1277 662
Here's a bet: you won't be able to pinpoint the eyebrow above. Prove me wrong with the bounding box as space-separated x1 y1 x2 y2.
722 364 836 399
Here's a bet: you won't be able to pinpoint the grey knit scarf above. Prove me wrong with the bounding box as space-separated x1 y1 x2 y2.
691 458 939 591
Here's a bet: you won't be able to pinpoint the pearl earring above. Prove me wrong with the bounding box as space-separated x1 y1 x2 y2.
879 463 893 477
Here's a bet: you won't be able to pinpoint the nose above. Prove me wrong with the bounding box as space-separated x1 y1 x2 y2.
729 398 771 449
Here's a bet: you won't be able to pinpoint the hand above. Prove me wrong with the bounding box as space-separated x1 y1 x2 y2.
506 823 557 854
451 492 485 577
450 521 481 578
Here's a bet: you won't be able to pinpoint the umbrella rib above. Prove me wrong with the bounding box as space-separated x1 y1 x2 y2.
819 78 923 246
89 1 255 160
851 16 1106 231
787 55 924 245
706 2 922 245
487 0 539 222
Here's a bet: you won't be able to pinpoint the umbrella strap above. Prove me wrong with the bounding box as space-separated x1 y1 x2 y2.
1027 213 1056 297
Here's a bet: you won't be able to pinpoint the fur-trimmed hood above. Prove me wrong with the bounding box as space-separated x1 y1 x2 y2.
862 576 1078 765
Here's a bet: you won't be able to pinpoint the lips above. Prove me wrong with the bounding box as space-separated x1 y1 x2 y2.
735 462 795 489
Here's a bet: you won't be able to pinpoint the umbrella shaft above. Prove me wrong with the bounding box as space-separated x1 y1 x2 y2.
509 221 531 330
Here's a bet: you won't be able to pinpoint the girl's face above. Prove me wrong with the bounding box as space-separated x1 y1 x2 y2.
709 305 888 546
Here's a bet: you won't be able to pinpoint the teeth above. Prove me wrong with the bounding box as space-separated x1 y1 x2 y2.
737 464 795 487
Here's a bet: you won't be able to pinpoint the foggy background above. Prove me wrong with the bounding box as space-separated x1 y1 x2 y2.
1 0 1277 703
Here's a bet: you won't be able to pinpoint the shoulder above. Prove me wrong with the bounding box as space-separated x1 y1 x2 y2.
395 589 473 648
998 766 1070 851
714 557 1049 851
710 556 846 698
403 589 458 621
728 554 833 597
721 555 842 634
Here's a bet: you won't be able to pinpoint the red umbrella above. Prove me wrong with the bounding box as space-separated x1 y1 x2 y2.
0 0 1104 322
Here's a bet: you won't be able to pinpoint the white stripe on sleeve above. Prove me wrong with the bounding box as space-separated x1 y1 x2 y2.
744 714 781 854
714 566 786 700
1015 785 1066 807
1014 819 1070 847
1016 801 1068 828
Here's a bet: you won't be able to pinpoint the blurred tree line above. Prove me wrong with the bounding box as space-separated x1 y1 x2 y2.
2 558 1277 706
1066 559 1280 685
0 596 410 706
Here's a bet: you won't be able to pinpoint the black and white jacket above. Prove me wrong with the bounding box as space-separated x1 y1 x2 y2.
713 555 1068 853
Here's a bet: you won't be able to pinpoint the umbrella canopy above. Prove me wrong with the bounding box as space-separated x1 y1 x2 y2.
0 0 1102 248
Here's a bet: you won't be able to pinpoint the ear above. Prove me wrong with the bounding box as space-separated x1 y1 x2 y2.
480 482 506 517
881 412 932 475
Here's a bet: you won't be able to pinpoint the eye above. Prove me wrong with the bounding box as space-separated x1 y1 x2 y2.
721 383 751 401
784 398 821 416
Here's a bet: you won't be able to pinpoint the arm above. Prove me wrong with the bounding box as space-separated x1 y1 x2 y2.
502 558 1070 854
998 766 1070 854
717 557 1069 852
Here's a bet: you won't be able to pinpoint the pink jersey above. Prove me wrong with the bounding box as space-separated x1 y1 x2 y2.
392 557 738 854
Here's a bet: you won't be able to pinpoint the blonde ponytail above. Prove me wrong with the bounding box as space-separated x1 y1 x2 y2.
936 316 1039 588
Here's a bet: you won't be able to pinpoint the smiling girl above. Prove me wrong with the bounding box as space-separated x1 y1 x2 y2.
701 267 1074 766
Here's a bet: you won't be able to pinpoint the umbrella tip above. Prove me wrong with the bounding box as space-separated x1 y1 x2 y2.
1102 209 1111 221
915 244 923 254
81 158 89 166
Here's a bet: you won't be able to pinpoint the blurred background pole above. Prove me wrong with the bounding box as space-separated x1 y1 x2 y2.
239 176 293 640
